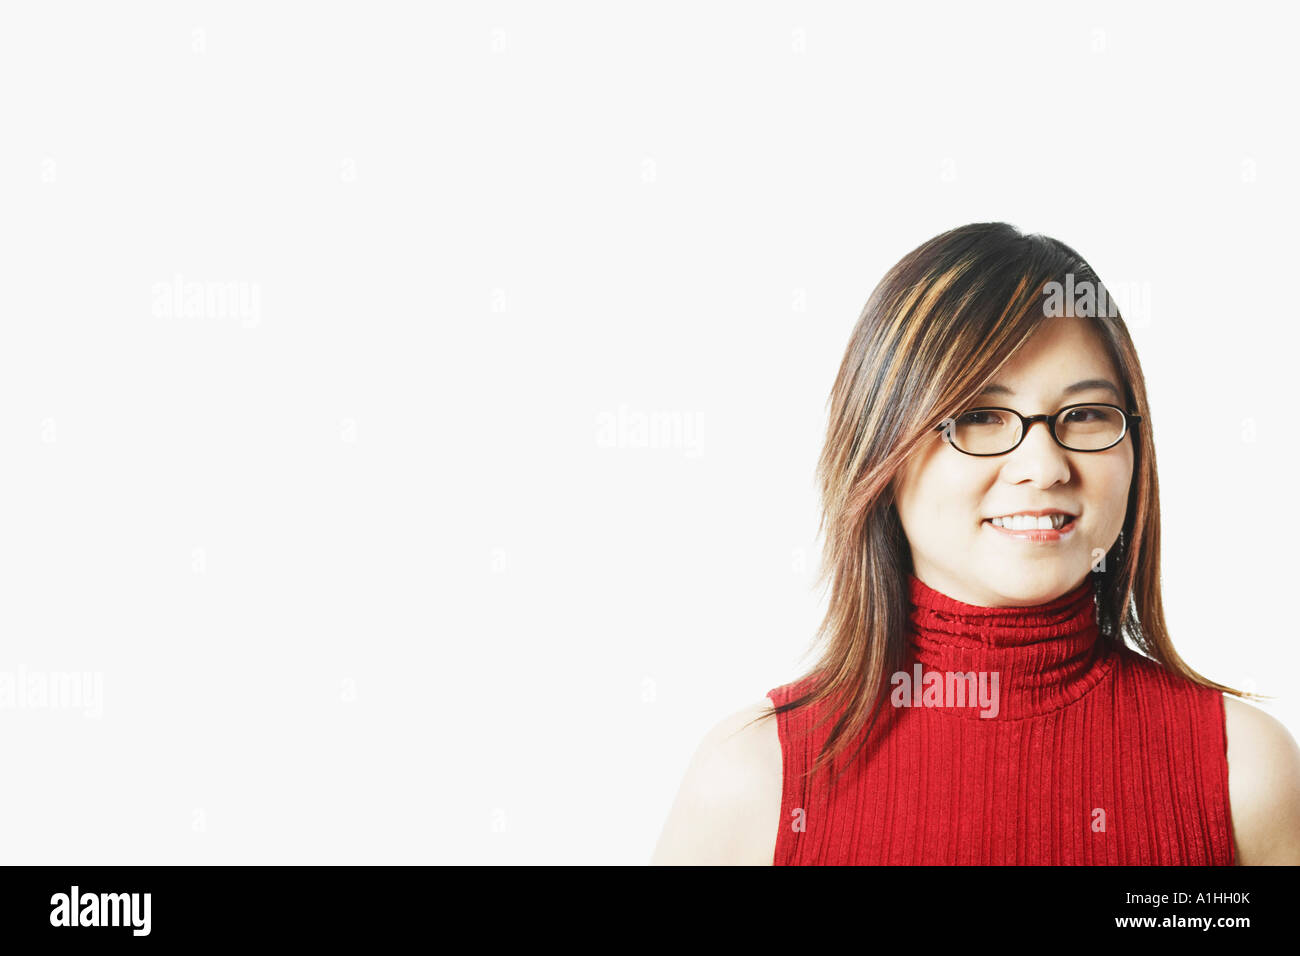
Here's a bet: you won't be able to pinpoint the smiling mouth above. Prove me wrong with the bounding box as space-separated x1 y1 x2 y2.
981 514 1078 539
987 513 1075 531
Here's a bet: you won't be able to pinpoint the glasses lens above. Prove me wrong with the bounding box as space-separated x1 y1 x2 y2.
949 408 1021 454
1056 404 1126 450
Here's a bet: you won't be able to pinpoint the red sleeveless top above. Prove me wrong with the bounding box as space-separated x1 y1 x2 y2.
767 573 1235 865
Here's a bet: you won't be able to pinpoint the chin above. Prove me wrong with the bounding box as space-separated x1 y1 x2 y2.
986 568 1078 605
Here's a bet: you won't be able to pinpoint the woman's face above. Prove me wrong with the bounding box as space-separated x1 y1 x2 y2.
891 316 1134 607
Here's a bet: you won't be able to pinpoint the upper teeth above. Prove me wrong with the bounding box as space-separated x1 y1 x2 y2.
991 514 1070 530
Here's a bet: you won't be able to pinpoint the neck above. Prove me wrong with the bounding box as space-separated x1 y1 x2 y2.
903 572 1115 720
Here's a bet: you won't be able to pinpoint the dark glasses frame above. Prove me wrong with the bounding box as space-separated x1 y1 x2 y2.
934 402 1143 456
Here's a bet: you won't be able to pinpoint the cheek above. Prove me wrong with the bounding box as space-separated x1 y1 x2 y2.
1082 451 1134 524
896 455 961 538
913 460 988 530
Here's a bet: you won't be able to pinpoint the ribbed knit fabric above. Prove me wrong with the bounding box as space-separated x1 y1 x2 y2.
767 573 1235 865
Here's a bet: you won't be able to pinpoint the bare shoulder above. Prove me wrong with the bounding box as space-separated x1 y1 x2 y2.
649 697 783 865
1222 696 1300 865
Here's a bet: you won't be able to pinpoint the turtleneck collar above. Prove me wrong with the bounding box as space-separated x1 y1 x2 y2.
902 572 1116 720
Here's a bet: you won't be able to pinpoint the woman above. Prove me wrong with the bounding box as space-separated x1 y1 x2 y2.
652 222 1300 865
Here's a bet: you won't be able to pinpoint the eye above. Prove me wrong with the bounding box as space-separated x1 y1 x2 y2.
957 410 1004 426
1062 407 1104 423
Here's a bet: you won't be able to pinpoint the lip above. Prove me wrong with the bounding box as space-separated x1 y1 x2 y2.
982 515 1078 542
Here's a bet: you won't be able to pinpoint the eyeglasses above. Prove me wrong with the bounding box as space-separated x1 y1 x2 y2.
934 402 1142 456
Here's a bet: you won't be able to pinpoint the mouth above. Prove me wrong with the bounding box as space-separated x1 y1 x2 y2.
982 512 1078 542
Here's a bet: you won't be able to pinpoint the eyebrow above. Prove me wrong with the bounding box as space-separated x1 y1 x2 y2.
976 378 1123 401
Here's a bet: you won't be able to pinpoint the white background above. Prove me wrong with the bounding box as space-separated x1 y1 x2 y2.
1 1 1296 864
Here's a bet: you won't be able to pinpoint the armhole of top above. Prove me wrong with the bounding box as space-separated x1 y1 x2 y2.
766 683 808 866
1216 692 1238 866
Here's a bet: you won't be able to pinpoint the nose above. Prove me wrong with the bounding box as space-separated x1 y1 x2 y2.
1006 417 1071 485
1022 417 1055 444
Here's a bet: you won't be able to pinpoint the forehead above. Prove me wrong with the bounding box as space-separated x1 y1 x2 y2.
980 317 1121 396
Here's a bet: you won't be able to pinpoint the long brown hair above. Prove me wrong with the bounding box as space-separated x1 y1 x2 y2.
745 222 1258 787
